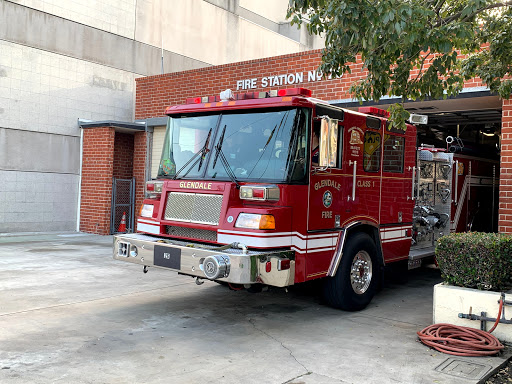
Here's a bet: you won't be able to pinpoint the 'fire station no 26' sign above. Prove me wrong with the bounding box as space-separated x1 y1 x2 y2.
236 70 329 90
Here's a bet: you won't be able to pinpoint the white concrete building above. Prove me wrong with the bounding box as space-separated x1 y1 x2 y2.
0 0 323 232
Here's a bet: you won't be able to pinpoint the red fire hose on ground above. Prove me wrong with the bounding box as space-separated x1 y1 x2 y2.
417 300 505 356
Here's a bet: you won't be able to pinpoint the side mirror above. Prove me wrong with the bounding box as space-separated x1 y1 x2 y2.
319 117 338 168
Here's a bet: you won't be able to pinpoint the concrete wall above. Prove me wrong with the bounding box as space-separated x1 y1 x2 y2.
0 0 321 233
0 1 209 76
0 170 79 232
12 0 138 38
0 39 136 233
134 0 323 65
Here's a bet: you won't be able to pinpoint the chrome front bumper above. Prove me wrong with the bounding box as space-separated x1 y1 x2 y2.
113 233 295 287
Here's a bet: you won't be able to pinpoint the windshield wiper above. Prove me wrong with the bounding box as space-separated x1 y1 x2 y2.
212 125 225 169
172 128 212 180
212 125 240 188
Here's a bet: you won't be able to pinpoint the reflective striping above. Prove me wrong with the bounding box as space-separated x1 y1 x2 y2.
307 237 334 249
380 225 411 231
307 271 329 278
382 237 410 244
218 232 292 248
137 222 160 235
138 218 159 225
306 247 336 253
381 229 407 240
379 225 411 243
217 230 338 252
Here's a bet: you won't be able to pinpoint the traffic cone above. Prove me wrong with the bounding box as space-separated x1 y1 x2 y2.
118 212 127 232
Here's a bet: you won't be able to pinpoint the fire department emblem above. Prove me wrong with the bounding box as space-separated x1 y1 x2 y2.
323 190 333 208
348 127 363 145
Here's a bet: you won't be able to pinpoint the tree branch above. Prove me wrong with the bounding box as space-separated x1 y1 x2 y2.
436 1 512 27
434 0 447 16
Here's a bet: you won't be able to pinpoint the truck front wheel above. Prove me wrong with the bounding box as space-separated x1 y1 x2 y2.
322 232 379 311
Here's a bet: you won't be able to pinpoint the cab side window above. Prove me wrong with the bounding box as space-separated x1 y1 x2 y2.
363 131 381 172
383 135 405 173
313 120 343 168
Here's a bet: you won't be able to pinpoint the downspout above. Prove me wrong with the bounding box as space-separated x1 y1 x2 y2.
76 119 88 232
145 120 150 182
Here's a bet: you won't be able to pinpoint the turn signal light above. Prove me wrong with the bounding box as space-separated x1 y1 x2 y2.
235 213 275 230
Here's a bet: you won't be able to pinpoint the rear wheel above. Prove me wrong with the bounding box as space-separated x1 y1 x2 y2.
322 232 379 311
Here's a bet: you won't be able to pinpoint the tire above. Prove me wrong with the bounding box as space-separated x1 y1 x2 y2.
322 232 379 311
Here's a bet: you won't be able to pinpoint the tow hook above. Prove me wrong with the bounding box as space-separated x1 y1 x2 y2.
195 277 205 285
143 266 149 274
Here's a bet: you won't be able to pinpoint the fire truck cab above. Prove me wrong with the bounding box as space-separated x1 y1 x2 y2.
113 88 498 311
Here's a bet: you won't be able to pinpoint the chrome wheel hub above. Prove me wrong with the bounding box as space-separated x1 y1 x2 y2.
350 250 373 294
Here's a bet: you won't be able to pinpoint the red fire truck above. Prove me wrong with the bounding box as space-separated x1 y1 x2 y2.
113 87 498 310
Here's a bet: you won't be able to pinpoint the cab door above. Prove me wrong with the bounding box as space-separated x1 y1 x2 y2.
307 117 344 232
343 115 382 227
306 114 344 279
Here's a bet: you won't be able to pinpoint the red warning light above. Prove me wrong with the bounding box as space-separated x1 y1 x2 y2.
359 107 390 117
277 88 312 97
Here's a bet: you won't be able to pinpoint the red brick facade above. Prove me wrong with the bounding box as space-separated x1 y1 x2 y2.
500 99 512 233
80 127 115 235
134 49 511 234
135 49 485 120
113 133 134 179
80 127 146 235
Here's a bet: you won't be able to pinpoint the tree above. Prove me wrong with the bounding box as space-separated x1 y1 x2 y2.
287 0 512 130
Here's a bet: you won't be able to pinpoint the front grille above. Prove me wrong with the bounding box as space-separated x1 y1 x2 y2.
165 226 217 242
164 192 223 225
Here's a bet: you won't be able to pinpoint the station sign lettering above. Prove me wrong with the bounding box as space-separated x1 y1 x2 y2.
236 70 331 90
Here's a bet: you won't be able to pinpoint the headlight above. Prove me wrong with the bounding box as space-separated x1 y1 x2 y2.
235 213 275 230
140 204 154 218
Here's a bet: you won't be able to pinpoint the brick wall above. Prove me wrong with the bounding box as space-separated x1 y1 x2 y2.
134 49 485 119
113 132 134 179
80 127 115 234
499 99 512 234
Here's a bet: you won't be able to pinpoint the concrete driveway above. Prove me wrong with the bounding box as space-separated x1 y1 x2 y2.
0 233 508 383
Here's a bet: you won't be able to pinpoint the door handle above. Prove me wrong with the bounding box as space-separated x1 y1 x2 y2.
348 160 357 201
408 166 416 201
453 160 459 204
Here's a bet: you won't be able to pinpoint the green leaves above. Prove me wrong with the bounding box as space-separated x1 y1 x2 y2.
287 0 512 125
388 104 410 132
436 233 512 291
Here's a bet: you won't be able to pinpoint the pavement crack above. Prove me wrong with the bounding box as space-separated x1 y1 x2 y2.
241 313 310 377
283 372 313 384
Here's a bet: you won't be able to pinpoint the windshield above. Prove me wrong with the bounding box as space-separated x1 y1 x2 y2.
158 108 309 183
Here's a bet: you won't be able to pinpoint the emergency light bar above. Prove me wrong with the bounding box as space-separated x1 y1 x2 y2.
358 107 390 118
185 88 312 105
277 88 312 97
